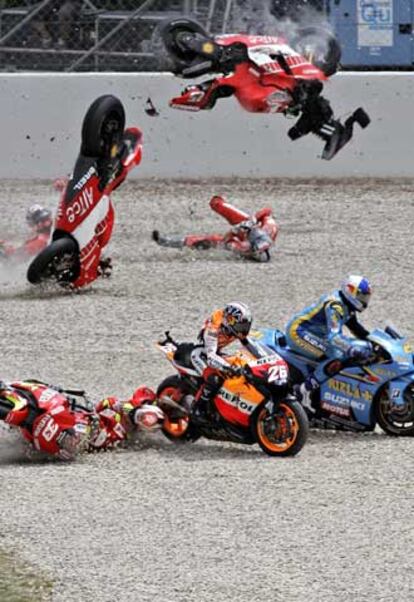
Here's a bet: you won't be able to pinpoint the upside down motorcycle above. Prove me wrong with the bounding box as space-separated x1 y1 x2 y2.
161 18 370 160
27 95 143 289
155 332 308 456
256 325 414 436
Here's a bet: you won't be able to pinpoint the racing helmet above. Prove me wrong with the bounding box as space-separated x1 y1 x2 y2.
130 386 156 407
223 302 252 338
26 204 52 232
340 275 372 312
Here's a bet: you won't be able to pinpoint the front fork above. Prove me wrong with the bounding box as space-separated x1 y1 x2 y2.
387 378 414 419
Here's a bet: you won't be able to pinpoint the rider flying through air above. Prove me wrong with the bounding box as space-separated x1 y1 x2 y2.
286 275 373 413
153 195 278 261
162 18 370 160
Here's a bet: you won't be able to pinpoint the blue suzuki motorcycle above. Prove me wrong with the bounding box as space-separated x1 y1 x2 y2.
254 325 414 436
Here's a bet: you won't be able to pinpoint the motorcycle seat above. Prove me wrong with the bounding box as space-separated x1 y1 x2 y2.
174 343 202 369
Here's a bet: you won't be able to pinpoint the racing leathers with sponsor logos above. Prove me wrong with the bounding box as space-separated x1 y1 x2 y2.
190 302 253 424
153 195 278 261
208 196 278 260
286 276 372 413
0 382 163 452
90 387 164 450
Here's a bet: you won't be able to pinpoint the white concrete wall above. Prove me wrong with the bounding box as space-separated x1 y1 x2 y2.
0 72 413 179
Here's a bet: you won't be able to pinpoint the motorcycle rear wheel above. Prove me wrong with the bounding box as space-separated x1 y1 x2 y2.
253 399 308 456
156 375 200 443
27 238 79 285
291 27 341 77
375 387 414 436
81 95 125 159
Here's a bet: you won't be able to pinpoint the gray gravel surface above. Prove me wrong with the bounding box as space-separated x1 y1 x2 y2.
0 178 414 602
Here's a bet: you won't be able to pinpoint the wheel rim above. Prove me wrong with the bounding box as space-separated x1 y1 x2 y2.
41 252 77 283
159 386 190 438
257 403 299 452
101 112 123 155
378 388 414 433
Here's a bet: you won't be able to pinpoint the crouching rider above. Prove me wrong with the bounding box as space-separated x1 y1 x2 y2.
286 275 373 413
190 302 253 425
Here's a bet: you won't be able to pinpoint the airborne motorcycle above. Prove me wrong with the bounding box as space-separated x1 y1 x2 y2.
27 95 143 289
256 325 414 436
0 381 94 459
155 332 308 456
161 18 370 160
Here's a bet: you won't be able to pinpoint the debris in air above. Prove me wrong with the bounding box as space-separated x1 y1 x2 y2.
145 97 159 117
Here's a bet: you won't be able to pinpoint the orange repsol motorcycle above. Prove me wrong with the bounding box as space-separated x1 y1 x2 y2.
156 332 308 457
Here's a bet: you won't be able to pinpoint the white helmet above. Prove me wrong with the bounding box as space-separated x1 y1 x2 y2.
223 302 252 338
340 275 372 312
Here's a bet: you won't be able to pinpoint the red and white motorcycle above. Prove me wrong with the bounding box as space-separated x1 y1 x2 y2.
161 18 370 160
27 95 142 289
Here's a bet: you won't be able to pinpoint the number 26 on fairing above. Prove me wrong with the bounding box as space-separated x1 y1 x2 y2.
268 364 288 383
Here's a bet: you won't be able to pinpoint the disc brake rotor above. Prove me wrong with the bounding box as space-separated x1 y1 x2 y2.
264 411 293 444
50 253 76 282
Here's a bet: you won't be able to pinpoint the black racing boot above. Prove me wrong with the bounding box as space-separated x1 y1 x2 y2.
191 375 223 426
192 388 212 426
287 80 370 160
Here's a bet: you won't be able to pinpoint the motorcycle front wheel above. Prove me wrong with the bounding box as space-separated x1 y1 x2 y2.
81 95 125 159
375 387 414 436
156 375 200 443
291 27 341 77
161 18 211 62
253 399 309 456
27 238 79 285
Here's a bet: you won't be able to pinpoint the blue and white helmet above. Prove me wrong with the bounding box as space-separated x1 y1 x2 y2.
341 275 372 312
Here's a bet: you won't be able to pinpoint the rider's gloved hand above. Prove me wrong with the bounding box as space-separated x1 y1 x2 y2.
347 341 373 361
227 365 243 377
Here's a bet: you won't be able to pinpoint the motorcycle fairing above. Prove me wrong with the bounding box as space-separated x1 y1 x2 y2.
215 379 263 427
253 328 319 377
216 34 326 80
255 327 414 428
318 369 376 425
